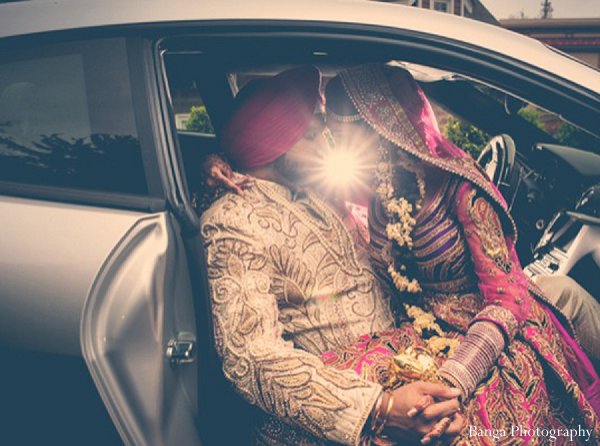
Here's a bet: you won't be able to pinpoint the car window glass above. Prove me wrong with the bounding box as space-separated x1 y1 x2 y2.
471 83 600 153
516 103 600 152
170 80 215 135
0 38 148 195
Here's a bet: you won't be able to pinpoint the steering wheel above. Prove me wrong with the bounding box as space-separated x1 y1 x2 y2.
477 134 516 197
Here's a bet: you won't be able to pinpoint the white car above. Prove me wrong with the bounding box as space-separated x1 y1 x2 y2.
1 1 599 445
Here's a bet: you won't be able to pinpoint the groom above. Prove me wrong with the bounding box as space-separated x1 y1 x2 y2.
200 66 463 445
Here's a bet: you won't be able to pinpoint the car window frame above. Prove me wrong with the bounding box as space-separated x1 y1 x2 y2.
152 21 600 230
0 35 167 213
156 21 599 130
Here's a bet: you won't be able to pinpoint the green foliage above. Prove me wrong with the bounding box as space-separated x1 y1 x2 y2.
518 105 600 151
555 123 600 152
185 105 214 134
443 105 600 157
517 106 545 130
444 116 491 158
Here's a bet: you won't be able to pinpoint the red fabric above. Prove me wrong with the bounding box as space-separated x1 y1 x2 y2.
385 67 469 160
454 181 532 334
221 66 321 169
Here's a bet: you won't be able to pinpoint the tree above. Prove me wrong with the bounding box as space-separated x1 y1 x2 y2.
185 105 214 134
444 117 491 159
517 106 545 129
517 105 600 152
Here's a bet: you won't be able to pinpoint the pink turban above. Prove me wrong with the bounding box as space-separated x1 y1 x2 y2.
221 65 322 169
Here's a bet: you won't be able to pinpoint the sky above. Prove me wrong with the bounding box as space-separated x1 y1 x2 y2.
481 0 600 19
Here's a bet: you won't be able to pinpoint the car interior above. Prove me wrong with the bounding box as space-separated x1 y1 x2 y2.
162 36 600 254
159 34 600 444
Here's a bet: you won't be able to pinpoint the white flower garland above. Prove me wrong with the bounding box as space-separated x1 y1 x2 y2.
375 143 425 294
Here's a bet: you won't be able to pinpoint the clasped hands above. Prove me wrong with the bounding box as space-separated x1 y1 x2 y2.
376 381 465 445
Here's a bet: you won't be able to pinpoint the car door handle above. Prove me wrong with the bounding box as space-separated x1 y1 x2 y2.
166 335 195 366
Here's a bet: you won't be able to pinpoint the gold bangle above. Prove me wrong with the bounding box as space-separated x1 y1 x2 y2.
370 391 385 434
375 393 395 436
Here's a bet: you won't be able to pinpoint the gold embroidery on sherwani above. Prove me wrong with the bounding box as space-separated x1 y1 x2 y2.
269 245 315 306
201 179 394 445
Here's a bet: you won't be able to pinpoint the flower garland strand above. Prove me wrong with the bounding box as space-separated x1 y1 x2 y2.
375 143 424 294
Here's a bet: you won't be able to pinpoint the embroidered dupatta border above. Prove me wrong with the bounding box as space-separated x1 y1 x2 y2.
339 63 518 243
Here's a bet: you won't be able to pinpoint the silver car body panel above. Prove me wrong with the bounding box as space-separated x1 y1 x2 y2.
0 195 148 355
1 0 599 96
80 212 200 446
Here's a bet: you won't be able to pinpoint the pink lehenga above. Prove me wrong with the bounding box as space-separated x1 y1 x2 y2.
321 64 600 445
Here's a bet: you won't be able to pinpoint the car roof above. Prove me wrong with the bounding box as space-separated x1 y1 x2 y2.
1 0 599 95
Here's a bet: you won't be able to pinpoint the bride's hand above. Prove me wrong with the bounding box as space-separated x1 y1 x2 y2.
420 413 465 445
404 386 466 445
383 382 464 443
202 154 253 195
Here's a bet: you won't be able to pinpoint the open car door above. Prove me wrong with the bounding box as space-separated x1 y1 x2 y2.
80 212 202 446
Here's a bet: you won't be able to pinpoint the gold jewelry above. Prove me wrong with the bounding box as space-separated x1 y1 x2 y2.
321 127 337 150
370 391 385 434
375 393 395 436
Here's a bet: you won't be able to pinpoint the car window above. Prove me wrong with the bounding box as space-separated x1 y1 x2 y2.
170 79 215 135
516 103 600 153
0 38 148 195
470 83 600 153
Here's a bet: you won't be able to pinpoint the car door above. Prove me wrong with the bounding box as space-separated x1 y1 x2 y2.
80 211 201 446
0 35 202 446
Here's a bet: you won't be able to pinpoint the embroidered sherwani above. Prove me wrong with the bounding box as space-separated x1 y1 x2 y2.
200 178 396 445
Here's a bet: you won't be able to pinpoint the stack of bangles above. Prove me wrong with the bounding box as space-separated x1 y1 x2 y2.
370 391 395 437
437 322 505 400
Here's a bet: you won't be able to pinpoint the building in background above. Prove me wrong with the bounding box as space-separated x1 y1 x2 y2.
374 0 498 24
501 18 600 68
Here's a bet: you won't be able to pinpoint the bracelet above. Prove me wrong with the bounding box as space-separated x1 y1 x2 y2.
472 307 519 341
438 321 506 400
370 391 385 434
374 393 395 437
437 373 467 401
438 361 476 399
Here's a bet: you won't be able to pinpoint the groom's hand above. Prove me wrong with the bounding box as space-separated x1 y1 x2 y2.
383 381 464 443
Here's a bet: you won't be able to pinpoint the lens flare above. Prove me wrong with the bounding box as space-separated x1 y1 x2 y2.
321 149 361 188
299 127 377 198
